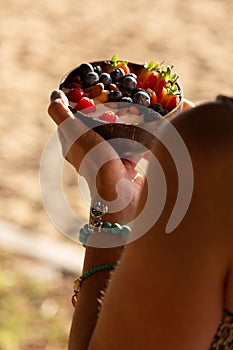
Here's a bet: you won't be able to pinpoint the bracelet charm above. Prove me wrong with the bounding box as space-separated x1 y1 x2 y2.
89 201 108 228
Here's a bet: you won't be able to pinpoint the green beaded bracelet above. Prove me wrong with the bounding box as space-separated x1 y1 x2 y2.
72 263 117 307
79 222 131 247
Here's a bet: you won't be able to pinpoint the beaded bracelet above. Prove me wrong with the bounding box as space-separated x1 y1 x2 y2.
79 201 131 247
79 222 131 246
71 263 117 307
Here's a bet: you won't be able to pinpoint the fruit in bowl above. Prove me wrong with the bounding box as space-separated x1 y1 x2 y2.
59 55 183 156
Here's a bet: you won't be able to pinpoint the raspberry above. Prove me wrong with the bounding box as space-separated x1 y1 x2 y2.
100 111 119 123
75 97 96 113
67 88 84 102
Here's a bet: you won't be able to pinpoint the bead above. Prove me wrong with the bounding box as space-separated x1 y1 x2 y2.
83 224 90 234
79 228 87 237
111 223 122 234
121 225 131 236
79 237 87 245
102 221 112 232
102 221 112 228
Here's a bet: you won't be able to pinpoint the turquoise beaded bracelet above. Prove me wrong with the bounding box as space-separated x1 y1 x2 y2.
79 222 131 247
72 263 117 307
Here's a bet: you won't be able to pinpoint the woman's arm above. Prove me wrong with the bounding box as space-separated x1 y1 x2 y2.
48 91 145 350
68 246 124 350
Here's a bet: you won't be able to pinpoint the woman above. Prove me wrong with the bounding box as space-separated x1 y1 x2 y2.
48 91 233 350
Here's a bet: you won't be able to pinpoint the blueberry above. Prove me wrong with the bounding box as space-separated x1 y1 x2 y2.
83 72 99 87
150 103 169 116
110 68 125 82
93 65 102 76
77 63 94 81
120 75 137 91
108 90 123 102
120 88 132 97
127 73 137 80
133 91 151 107
132 88 146 96
144 109 163 122
99 73 112 86
120 96 133 103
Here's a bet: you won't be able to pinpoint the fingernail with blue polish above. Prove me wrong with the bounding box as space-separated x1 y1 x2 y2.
50 89 60 102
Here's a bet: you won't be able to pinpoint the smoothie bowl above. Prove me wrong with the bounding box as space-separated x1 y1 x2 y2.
59 55 183 156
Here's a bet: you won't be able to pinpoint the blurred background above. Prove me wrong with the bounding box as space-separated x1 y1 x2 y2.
0 0 232 348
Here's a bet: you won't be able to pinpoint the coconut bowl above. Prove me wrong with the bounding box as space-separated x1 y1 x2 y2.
59 60 183 156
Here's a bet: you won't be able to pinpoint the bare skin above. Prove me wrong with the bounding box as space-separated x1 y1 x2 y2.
48 92 233 350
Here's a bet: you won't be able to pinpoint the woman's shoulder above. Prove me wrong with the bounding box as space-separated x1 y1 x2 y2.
162 95 233 215
171 95 233 149
143 95 233 264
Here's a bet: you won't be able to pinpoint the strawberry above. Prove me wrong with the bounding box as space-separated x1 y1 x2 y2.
67 88 85 102
116 62 130 74
157 83 180 111
136 61 160 90
75 97 96 113
137 62 179 96
104 54 130 74
146 88 158 105
100 111 119 123
154 66 178 93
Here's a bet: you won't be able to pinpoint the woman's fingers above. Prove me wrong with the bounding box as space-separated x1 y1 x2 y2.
48 90 96 147
48 90 73 125
48 90 93 149
48 90 105 170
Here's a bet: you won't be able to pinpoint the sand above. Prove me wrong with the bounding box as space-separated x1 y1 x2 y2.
0 0 232 241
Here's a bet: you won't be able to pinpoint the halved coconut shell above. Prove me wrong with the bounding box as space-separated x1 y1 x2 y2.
59 61 183 156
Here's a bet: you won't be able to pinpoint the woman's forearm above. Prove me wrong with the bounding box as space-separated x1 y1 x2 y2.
68 245 124 350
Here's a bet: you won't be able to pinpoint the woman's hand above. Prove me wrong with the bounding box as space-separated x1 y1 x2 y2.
48 90 145 225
